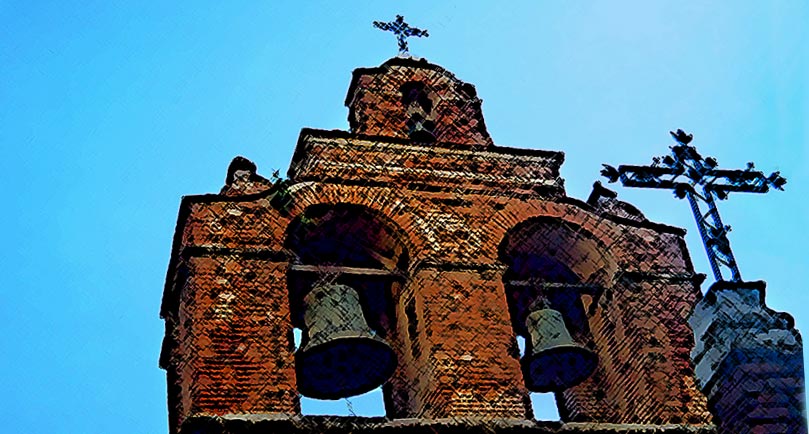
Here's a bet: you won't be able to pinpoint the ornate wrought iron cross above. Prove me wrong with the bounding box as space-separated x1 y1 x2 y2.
373 15 429 56
601 129 786 282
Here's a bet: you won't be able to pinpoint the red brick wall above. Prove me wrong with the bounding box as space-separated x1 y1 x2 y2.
162 46 723 426
576 277 711 423
162 157 712 427
164 254 299 429
346 57 494 146
409 266 530 418
160 57 728 432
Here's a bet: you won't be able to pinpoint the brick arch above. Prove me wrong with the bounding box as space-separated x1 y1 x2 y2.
283 183 435 264
497 215 618 286
284 202 409 270
282 201 414 402
496 215 618 342
345 57 494 146
282 201 413 327
496 214 620 420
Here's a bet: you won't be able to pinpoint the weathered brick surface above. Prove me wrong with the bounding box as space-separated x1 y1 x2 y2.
162 163 711 425
346 57 493 146
181 415 717 434
163 255 299 428
410 266 530 419
690 281 807 434
289 130 564 197
577 277 711 424
708 354 806 434
160 57 719 433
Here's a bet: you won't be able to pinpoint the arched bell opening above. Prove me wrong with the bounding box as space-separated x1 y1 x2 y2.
498 217 616 420
284 203 410 412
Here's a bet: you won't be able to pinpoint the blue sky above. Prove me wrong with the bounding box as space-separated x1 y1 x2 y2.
1 2 806 433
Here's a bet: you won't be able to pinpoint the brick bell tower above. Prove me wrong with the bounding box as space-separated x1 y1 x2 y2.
159 54 722 434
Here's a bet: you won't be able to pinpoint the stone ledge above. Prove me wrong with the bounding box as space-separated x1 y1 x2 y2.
181 415 716 434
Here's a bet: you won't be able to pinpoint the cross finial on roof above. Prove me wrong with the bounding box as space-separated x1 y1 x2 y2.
373 15 429 57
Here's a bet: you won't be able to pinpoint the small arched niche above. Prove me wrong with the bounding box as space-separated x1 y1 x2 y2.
284 203 410 415
498 217 616 419
400 81 437 142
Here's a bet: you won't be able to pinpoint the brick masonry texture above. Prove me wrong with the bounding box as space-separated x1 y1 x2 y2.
689 281 806 433
346 57 493 146
157 56 809 434
181 415 717 434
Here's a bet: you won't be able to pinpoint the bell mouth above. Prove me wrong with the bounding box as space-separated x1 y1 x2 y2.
521 344 598 393
296 335 398 400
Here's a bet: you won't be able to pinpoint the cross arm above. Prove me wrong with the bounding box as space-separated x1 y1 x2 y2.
702 169 786 197
705 182 770 197
404 27 429 37
601 164 683 188
373 21 392 31
601 164 785 198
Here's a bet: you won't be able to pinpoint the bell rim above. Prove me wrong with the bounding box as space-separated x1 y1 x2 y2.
521 344 598 393
295 335 398 400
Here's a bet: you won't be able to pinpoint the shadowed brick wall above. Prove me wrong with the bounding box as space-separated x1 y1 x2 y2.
690 281 806 434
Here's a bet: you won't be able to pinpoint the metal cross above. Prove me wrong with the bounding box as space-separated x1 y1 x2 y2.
373 15 429 56
601 129 786 282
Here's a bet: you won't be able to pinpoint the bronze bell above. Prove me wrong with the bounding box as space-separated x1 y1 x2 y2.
521 308 598 392
296 283 397 399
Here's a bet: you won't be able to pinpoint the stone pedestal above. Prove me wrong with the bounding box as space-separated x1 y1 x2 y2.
689 280 806 434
